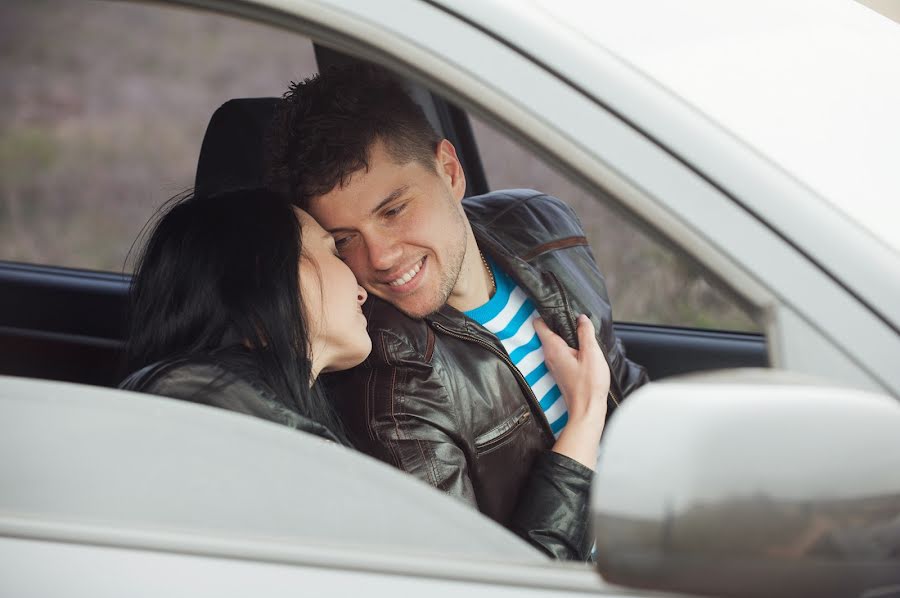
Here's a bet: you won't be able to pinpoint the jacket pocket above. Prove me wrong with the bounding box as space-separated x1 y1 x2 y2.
474 406 532 455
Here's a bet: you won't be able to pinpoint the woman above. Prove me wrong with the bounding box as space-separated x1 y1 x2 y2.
121 187 610 558
121 188 371 443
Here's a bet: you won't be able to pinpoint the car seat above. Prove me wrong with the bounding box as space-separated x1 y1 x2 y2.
194 97 280 198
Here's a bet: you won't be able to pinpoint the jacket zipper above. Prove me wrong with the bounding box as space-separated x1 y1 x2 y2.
430 322 556 444
476 411 532 453
545 271 622 408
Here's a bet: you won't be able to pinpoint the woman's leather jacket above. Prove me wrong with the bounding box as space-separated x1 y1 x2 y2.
119 348 342 443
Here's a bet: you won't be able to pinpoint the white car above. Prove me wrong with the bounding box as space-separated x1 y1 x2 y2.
1 1 898 596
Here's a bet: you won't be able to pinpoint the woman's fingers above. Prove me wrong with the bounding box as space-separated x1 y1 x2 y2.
532 317 559 347
576 314 611 386
535 316 596 364
575 314 598 359
544 314 611 470
533 318 576 362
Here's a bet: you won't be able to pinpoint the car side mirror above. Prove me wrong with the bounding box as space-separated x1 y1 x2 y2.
591 370 900 598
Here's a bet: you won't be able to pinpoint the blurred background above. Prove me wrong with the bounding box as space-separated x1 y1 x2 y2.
2 0 895 331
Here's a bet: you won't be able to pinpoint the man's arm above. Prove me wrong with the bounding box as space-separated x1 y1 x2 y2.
508 450 593 560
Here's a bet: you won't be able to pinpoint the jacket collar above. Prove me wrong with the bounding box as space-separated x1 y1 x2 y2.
423 219 577 345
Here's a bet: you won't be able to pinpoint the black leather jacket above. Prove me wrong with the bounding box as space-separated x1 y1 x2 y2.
119 348 342 443
326 189 649 560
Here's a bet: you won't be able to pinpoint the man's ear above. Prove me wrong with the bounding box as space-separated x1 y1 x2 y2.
435 139 467 201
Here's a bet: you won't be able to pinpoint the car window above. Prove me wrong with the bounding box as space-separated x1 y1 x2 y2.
0 0 316 273
469 116 760 332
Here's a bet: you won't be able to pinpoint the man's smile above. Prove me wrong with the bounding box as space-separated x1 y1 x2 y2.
384 256 426 290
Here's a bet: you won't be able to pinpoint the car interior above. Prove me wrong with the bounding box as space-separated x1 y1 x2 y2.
0 46 768 391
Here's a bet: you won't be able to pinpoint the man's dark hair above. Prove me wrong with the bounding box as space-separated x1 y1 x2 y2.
267 64 442 208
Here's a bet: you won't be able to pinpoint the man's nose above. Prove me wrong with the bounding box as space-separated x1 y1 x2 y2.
366 234 402 271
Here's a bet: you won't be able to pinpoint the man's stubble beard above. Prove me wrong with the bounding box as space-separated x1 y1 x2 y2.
396 198 468 320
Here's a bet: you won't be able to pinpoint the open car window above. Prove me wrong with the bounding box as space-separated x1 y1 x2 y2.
469 116 760 332
1 0 760 336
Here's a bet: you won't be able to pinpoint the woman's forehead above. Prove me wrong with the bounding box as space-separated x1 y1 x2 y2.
295 207 320 232
294 207 333 250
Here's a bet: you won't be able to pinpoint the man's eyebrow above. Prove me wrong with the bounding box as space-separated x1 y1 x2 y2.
370 185 409 216
324 185 410 234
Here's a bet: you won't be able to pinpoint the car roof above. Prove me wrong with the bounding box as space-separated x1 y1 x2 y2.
488 0 900 255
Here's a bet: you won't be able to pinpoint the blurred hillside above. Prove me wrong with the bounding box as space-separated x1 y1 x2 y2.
0 0 315 271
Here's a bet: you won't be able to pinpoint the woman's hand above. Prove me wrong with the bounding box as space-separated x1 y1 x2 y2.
534 314 611 469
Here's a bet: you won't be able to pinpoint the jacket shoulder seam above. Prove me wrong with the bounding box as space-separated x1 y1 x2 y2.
476 191 556 226
521 235 590 261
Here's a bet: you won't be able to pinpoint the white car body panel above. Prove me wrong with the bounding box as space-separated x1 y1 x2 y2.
539 0 900 256
0 376 640 596
0 376 538 561
0 536 620 598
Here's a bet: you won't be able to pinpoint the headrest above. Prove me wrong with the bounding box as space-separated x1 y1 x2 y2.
194 97 280 198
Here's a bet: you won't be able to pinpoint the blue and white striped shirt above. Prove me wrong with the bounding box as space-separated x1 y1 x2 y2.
465 258 568 436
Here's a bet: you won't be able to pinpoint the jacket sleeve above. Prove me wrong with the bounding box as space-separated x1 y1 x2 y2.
341 359 594 561
508 450 594 560
611 336 650 398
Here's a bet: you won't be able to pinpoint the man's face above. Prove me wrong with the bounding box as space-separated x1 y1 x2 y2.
308 139 472 319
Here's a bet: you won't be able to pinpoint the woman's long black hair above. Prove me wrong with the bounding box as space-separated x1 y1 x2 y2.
126 188 344 436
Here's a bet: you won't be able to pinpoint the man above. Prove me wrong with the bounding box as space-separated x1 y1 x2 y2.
267 65 648 559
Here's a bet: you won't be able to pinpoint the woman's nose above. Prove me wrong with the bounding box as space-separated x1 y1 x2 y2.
357 285 368 305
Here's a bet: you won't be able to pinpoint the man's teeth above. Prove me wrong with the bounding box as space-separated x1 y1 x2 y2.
389 260 422 287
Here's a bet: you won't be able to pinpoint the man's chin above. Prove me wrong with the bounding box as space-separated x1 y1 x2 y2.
375 291 446 320
393 301 441 320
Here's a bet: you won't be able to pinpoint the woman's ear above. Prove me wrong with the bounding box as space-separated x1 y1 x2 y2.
435 139 467 201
